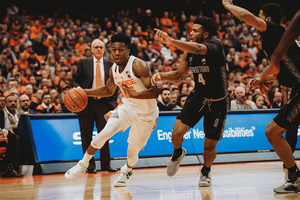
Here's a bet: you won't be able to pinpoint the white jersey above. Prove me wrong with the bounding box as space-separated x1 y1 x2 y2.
112 56 158 116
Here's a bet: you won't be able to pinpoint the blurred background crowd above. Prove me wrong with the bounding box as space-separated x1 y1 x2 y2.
0 0 298 115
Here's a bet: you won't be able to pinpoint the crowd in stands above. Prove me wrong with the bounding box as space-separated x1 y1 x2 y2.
0 3 297 116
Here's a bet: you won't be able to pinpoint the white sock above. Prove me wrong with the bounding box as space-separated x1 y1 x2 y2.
82 152 93 164
121 163 132 172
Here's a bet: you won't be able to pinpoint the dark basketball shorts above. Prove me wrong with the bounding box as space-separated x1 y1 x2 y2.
274 92 300 129
177 92 230 141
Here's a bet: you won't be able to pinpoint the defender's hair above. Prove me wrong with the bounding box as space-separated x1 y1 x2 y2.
261 3 283 23
194 16 219 37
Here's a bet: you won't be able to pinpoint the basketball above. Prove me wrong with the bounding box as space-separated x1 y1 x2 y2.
64 87 88 112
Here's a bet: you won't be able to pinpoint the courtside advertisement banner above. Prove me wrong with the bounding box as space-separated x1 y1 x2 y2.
29 111 300 162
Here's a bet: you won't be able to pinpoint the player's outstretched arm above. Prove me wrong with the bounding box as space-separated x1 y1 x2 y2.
154 28 207 55
151 51 189 86
222 0 267 32
84 68 118 98
259 9 300 93
269 9 300 66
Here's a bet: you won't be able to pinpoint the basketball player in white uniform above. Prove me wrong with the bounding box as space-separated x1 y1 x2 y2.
65 33 160 187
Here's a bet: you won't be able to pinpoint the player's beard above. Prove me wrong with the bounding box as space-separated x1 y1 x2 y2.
197 35 205 44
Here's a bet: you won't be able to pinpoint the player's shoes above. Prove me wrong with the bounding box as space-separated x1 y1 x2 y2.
198 171 212 187
274 172 300 193
65 160 88 181
166 148 186 177
114 168 133 187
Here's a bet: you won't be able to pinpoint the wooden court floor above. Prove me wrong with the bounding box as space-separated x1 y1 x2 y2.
1 161 300 200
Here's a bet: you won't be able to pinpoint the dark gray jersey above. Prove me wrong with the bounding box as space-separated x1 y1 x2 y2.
187 39 228 99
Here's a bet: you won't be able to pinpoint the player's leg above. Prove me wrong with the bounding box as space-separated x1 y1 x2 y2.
199 95 229 187
285 125 298 154
65 109 130 181
114 114 156 187
167 93 205 177
270 93 300 193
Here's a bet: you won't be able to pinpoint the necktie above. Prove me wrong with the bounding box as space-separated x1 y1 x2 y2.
96 60 102 87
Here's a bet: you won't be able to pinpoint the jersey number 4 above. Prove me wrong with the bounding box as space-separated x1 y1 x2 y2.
198 74 206 85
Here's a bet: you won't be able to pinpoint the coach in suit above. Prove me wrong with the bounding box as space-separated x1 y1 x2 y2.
70 39 118 173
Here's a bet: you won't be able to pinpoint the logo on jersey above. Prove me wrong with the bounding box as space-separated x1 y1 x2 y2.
126 70 131 78
189 57 193 65
117 78 136 87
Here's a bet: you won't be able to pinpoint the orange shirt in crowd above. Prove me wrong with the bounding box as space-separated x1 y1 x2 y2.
10 38 20 47
160 17 173 32
15 60 29 74
30 25 41 39
52 26 65 35
245 68 258 77
240 51 253 60
74 43 88 55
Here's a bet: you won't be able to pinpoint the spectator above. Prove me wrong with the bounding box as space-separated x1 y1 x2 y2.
160 11 173 32
245 63 257 77
157 88 174 111
178 82 189 95
0 95 5 109
74 36 88 55
3 78 19 97
268 91 284 108
30 89 43 112
177 94 188 109
35 93 59 114
27 50 40 74
15 52 28 74
23 84 34 101
141 9 157 31
4 93 23 134
0 114 23 177
0 51 10 78
253 94 267 109
230 86 256 109
169 91 178 108
19 94 36 114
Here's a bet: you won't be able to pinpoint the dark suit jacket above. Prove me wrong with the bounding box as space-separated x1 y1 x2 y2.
70 57 118 115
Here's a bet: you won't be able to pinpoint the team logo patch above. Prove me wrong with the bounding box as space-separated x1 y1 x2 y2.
126 70 131 78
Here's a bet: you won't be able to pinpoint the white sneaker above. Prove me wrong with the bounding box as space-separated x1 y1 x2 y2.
65 160 88 181
198 171 212 187
166 148 186 177
274 174 300 193
114 169 133 187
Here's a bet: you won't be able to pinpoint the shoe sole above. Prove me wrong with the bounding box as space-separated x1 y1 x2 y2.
198 182 212 187
166 148 186 177
65 168 86 181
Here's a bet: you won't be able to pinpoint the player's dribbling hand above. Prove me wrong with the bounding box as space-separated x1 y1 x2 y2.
154 28 172 44
151 73 161 86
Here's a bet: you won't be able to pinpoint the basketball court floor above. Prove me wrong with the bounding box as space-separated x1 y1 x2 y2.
1 161 300 200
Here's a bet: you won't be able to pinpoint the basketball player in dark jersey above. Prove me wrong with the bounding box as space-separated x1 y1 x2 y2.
152 16 229 187
223 1 300 193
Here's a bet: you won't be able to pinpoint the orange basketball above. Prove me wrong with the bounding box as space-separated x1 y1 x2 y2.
64 87 88 112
